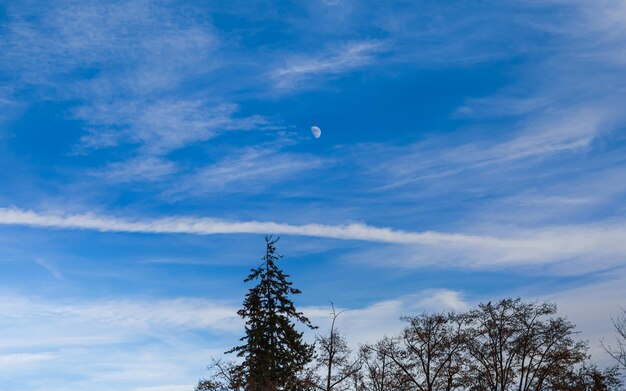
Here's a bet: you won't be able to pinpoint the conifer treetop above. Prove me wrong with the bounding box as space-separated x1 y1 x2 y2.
227 235 316 390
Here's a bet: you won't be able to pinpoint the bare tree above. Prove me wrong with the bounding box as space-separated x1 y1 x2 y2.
375 313 467 391
463 299 587 391
196 359 244 391
602 307 626 372
359 339 410 391
314 303 362 391
547 362 623 391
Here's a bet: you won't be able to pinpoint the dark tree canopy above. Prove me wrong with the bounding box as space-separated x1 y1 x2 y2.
227 236 316 390
356 299 593 391
378 312 467 391
463 299 587 391
548 363 623 391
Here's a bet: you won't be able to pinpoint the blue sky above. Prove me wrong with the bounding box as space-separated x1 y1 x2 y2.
1 0 626 389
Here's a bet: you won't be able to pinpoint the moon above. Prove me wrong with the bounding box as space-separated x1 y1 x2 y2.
311 125 321 139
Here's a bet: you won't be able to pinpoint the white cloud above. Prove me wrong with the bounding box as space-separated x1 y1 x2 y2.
545 270 626 365
34 257 64 280
272 40 386 89
0 294 240 351
0 288 467 390
76 101 267 155
2 0 218 89
94 157 178 183
170 146 327 196
487 108 605 161
0 283 620 388
0 292 238 390
310 273 626 367
360 0 626 196
1 1 272 184
3 207 626 270
375 107 609 190
304 290 469 346
0 352 56 367
0 343 222 391
416 289 469 312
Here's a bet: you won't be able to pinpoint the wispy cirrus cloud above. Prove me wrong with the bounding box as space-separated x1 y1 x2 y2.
0 352 56 367
1 1 271 181
94 157 178 184
0 294 240 351
356 0 626 196
271 40 386 90
1 0 218 90
0 293 237 391
34 258 64 280
76 101 267 155
373 107 610 190
75 99 272 184
169 145 327 196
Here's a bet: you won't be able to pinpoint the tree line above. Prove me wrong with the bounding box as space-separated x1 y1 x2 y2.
197 237 626 391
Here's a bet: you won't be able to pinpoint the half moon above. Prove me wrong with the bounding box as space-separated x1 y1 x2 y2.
311 126 321 139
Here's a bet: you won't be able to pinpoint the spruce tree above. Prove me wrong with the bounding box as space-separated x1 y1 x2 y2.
227 236 316 391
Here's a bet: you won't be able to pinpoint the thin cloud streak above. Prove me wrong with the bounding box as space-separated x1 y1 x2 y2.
0 352 56 367
375 107 609 190
169 146 327 196
273 41 385 77
271 40 386 90
0 207 479 244
3 207 626 267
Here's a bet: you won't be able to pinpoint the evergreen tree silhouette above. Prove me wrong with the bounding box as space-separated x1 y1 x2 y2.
227 236 316 391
